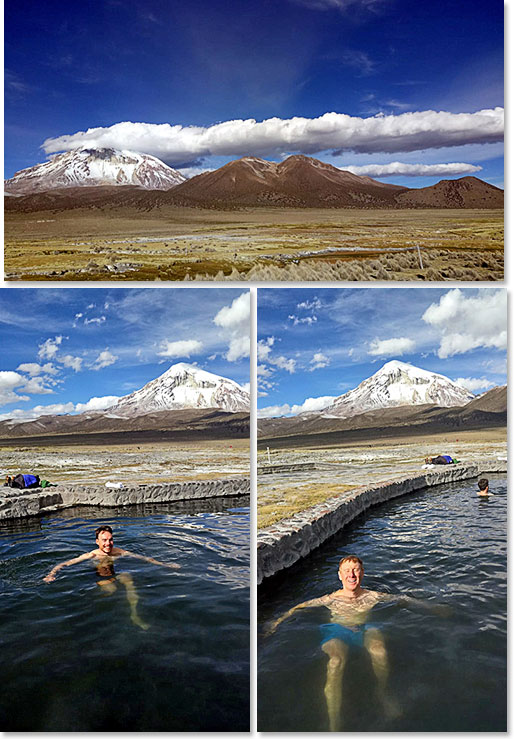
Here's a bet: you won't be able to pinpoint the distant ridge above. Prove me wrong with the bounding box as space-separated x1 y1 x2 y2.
5 154 503 211
258 385 507 445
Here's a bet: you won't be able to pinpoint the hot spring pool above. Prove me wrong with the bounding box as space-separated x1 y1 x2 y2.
0 496 250 731
258 475 506 732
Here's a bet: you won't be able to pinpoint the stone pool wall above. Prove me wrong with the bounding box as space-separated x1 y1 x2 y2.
0 477 250 520
257 461 506 584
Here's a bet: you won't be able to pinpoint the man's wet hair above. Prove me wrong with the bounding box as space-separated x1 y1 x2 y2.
477 478 489 491
338 555 363 569
95 525 113 538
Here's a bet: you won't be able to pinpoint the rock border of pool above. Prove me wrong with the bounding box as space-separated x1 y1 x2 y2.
0 477 250 520
257 462 506 584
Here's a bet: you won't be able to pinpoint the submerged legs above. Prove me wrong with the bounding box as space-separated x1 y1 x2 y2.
117 572 150 630
321 638 349 731
364 628 400 719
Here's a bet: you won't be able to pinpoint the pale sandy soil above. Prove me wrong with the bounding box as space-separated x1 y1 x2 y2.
257 429 506 528
5 207 503 281
0 439 249 485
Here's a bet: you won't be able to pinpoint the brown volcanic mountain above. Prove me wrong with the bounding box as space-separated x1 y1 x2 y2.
396 176 503 208
257 386 506 447
5 155 504 212
170 155 407 208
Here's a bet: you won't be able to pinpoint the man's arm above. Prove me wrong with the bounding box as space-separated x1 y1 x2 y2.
43 551 96 582
264 595 329 637
377 591 452 616
117 549 180 569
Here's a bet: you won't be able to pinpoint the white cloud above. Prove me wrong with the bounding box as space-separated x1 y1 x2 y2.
258 395 337 418
273 356 296 373
0 371 27 406
297 298 322 310
226 336 250 362
16 362 58 376
258 403 293 418
84 316 106 326
455 377 495 393
422 289 507 358
91 349 118 370
19 377 54 395
291 396 337 414
158 339 203 357
213 291 250 361
257 337 275 361
61 355 83 372
368 337 416 356
0 402 76 422
38 336 63 360
42 108 504 162
257 337 295 373
310 352 330 370
288 314 317 325
257 364 274 378
343 162 482 177
75 396 120 412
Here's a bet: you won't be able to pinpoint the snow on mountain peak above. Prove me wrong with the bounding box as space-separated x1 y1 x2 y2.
4 147 186 194
108 363 250 417
322 360 474 419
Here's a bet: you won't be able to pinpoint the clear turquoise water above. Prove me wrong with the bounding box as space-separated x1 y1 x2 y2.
258 476 506 731
0 497 250 731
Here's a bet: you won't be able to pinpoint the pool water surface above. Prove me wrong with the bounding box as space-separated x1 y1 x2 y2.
258 476 506 732
0 497 250 731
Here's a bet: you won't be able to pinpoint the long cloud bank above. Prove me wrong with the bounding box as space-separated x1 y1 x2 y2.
42 108 504 163
344 162 482 177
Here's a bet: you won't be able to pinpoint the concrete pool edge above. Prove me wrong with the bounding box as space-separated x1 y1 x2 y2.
0 476 250 520
257 462 506 584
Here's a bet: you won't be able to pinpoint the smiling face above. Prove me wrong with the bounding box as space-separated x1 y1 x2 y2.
338 559 364 593
96 530 114 555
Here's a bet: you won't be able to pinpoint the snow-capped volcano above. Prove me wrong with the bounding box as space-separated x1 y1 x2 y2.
322 360 474 418
107 363 250 417
4 147 186 194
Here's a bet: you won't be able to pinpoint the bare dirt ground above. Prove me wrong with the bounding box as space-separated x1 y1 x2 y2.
4 207 503 281
257 428 506 528
0 438 249 485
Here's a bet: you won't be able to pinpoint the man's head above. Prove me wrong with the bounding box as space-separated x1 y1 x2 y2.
95 525 114 554
338 555 364 592
478 478 489 493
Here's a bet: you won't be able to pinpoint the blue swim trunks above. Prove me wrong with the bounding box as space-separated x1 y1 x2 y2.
319 623 380 648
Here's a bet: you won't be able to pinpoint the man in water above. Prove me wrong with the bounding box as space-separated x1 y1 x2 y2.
43 525 180 630
265 555 438 731
477 478 492 496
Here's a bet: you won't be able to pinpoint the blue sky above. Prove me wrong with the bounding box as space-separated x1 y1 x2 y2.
0 287 250 421
5 0 503 188
257 287 507 417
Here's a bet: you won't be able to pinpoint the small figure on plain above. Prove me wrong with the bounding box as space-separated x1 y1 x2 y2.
43 525 180 630
424 455 459 465
477 478 492 496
